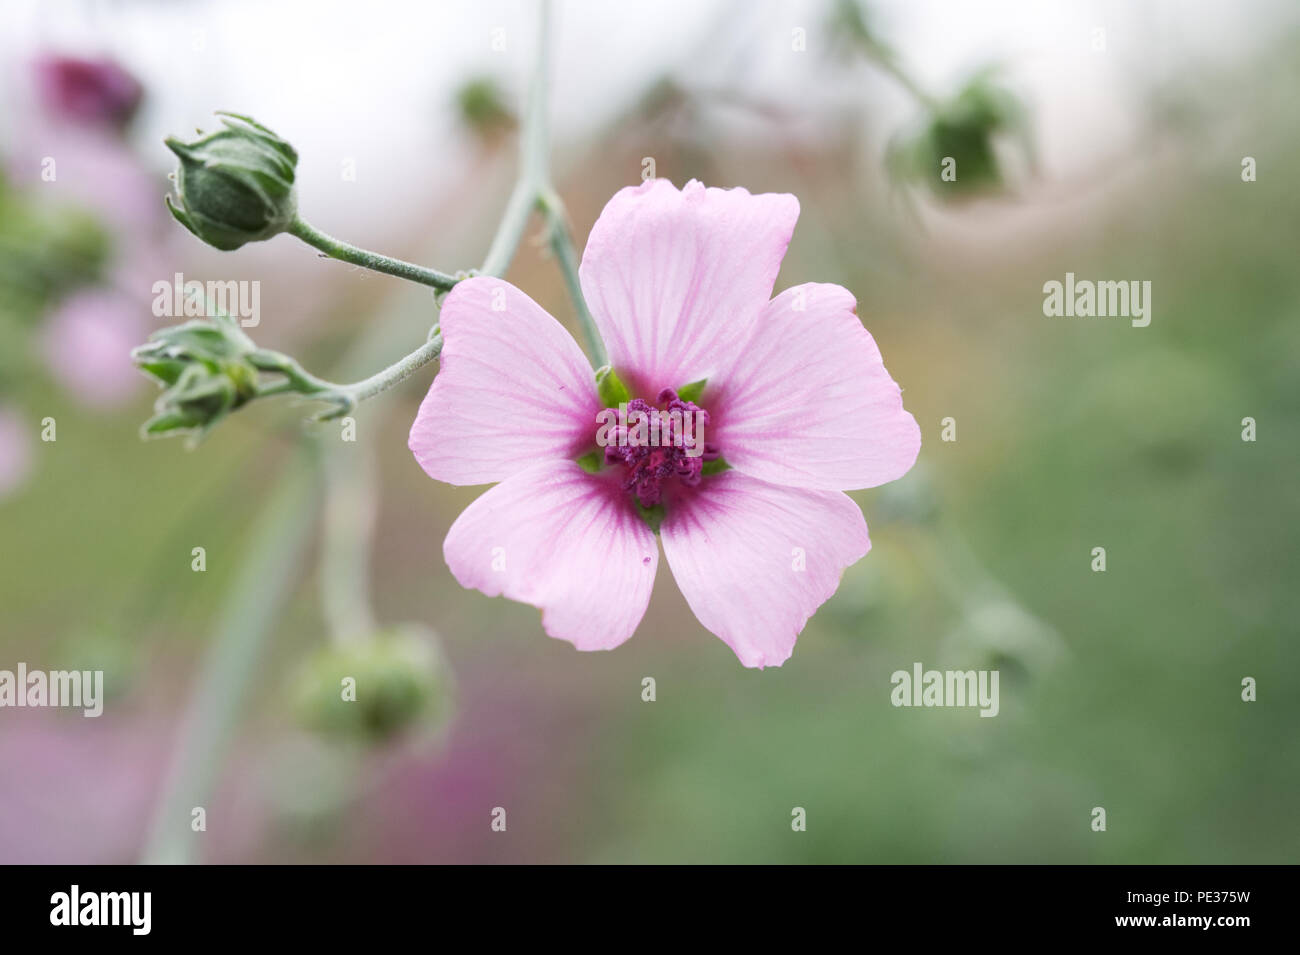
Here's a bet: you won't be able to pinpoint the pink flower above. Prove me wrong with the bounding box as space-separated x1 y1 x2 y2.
32 54 143 131
41 290 146 408
409 180 920 668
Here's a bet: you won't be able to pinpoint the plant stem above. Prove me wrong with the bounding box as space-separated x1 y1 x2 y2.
288 216 462 291
337 332 443 404
870 48 940 110
320 445 378 644
479 180 536 279
478 1 550 278
142 447 320 864
540 188 606 366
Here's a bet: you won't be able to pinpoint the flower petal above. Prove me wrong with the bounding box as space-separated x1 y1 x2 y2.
660 471 870 668
710 282 921 491
409 276 601 486
444 461 658 651
579 178 799 394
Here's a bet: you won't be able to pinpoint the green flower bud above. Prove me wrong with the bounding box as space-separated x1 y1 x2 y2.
455 77 516 143
0 174 111 332
164 112 298 251
887 69 1032 202
132 317 261 441
133 314 350 442
291 625 452 744
941 599 1066 688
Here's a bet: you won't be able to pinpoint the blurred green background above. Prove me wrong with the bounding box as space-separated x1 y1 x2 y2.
0 0 1296 863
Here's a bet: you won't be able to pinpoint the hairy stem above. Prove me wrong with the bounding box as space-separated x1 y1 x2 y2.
142 448 319 864
320 446 378 644
337 332 443 404
479 180 537 279
479 0 551 278
540 189 606 366
288 216 462 291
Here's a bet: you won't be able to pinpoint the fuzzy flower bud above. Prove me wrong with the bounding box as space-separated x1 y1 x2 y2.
291 625 452 744
164 112 298 251
887 71 1032 201
131 317 261 440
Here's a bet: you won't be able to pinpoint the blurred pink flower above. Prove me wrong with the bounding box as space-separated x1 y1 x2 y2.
6 54 156 234
8 124 160 236
0 711 166 863
32 54 142 131
41 290 146 408
0 405 34 499
409 179 920 668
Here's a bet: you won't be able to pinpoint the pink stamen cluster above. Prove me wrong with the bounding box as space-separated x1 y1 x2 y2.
603 388 719 507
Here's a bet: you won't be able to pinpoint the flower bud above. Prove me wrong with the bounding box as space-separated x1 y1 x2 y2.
887 72 1031 202
132 317 261 441
133 315 354 442
291 625 452 744
0 176 112 331
455 77 516 144
164 112 298 250
940 599 1066 687
33 53 144 130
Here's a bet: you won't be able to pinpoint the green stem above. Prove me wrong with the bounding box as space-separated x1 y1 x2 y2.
478 1 551 278
142 447 320 864
540 189 606 366
247 333 443 413
336 332 443 404
479 180 536 279
320 446 378 644
864 43 940 110
288 216 462 291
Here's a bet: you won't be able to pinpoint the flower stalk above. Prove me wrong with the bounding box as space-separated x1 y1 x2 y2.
539 188 606 366
142 446 320 864
287 216 463 292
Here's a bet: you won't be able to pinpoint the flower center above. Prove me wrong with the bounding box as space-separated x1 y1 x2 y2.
599 388 719 508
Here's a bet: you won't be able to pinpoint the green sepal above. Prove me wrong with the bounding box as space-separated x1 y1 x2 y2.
676 378 707 403
291 624 451 744
702 457 731 476
635 500 665 534
575 449 603 473
595 365 630 408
